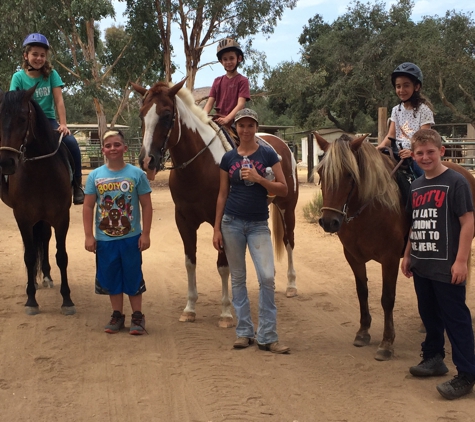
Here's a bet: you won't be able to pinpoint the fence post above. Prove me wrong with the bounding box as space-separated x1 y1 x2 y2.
378 107 387 145
307 133 314 183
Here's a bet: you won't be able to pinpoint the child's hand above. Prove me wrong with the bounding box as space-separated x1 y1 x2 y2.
451 261 468 284
216 116 231 126
57 124 71 136
400 257 413 278
398 148 412 159
138 234 151 252
84 235 96 253
240 166 259 183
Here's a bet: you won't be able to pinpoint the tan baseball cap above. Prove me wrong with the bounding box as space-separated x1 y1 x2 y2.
234 108 259 124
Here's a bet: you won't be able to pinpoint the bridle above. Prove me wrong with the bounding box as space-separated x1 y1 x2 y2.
0 101 62 162
320 151 404 223
142 91 219 171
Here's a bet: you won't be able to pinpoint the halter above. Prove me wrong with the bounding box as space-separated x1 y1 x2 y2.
143 90 219 171
0 101 63 162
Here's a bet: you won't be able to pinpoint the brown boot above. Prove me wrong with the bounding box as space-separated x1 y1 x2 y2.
257 341 290 354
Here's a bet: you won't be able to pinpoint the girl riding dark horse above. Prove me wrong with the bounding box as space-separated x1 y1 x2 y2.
0 86 75 315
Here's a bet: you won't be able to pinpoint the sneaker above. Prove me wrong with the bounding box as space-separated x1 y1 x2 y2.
257 341 290 354
233 337 255 349
104 310 125 334
409 354 449 377
129 311 146 335
437 374 475 400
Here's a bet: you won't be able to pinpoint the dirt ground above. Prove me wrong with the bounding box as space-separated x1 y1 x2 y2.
1 169 474 422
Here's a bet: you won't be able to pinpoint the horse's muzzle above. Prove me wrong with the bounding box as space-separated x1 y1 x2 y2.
319 215 342 233
0 156 17 175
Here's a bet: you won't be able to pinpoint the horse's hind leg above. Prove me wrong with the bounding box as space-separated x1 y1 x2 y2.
217 252 233 328
282 203 297 298
344 250 372 348
40 223 54 288
54 220 75 315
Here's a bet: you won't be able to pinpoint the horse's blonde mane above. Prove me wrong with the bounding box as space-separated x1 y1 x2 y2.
317 136 401 213
168 82 211 124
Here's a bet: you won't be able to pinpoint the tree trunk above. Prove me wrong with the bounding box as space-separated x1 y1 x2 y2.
93 98 108 143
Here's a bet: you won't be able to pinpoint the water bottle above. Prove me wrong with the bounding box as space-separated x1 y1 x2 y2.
265 167 276 197
241 156 254 186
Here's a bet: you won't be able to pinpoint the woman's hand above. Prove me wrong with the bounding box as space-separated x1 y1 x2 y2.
399 148 413 159
213 230 224 252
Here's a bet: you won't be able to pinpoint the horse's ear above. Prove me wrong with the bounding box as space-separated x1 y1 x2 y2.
25 84 38 101
350 134 369 151
313 131 330 152
168 78 187 97
130 82 148 97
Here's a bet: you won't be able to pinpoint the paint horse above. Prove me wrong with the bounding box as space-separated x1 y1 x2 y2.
131 79 299 327
0 87 75 315
315 133 475 360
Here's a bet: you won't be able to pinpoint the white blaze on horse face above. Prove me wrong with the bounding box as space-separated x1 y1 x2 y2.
142 103 160 166
176 97 225 165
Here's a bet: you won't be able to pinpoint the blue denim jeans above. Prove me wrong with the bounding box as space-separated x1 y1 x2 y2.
221 214 278 344
48 119 82 180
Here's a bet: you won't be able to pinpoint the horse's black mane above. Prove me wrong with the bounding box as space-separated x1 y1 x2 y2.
4 89 58 150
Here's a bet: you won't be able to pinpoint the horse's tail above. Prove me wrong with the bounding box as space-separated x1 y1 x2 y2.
32 221 46 279
270 203 285 261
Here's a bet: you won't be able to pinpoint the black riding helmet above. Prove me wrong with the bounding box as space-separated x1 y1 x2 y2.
216 38 244 61
391 62 423 87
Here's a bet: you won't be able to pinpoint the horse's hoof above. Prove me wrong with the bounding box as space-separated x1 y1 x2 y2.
179 312 196 322
25 306 40 315
61 306 76 316
42 277 54 288
218 317 234 328
375 348 393 361
286 287 298 298
353 333 371 347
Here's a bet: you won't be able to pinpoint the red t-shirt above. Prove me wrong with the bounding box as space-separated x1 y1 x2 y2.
209 73 250 118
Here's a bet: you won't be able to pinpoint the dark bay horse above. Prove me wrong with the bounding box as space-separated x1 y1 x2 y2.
0 87 75 315
315 133 475 360
131 80 299 327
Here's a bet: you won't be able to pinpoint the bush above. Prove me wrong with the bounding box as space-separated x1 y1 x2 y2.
303 191 323 224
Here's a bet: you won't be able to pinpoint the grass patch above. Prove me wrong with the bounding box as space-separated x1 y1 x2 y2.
303 191 323 224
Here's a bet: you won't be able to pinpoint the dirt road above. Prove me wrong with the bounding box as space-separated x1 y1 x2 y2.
0 170 474 421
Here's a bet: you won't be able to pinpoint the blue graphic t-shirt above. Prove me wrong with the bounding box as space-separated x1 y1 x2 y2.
85 164 152 241
220 145 279 221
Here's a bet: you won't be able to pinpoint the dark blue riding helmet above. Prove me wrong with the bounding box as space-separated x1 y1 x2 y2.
391 62 423 87
22 33 50 50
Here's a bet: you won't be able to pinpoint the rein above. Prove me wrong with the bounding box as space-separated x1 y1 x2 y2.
0 101 63 162
321 151 403 223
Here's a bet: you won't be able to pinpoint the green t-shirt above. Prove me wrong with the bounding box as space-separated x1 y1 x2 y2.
9 69 64 119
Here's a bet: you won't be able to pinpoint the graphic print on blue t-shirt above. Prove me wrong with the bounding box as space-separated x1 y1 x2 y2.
410 185 448 259
97 177 136 237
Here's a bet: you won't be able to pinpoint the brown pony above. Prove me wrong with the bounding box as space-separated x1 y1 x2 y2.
315 133 475 361
0 87 75 315
131 80 299 327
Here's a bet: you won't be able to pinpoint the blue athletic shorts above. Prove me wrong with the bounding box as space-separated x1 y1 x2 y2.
95 235 146 296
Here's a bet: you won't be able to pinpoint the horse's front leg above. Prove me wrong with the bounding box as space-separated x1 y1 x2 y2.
344 249 372 348
375 258 399 361
18 224 39 314
55 220 76 315
217 252 233 328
